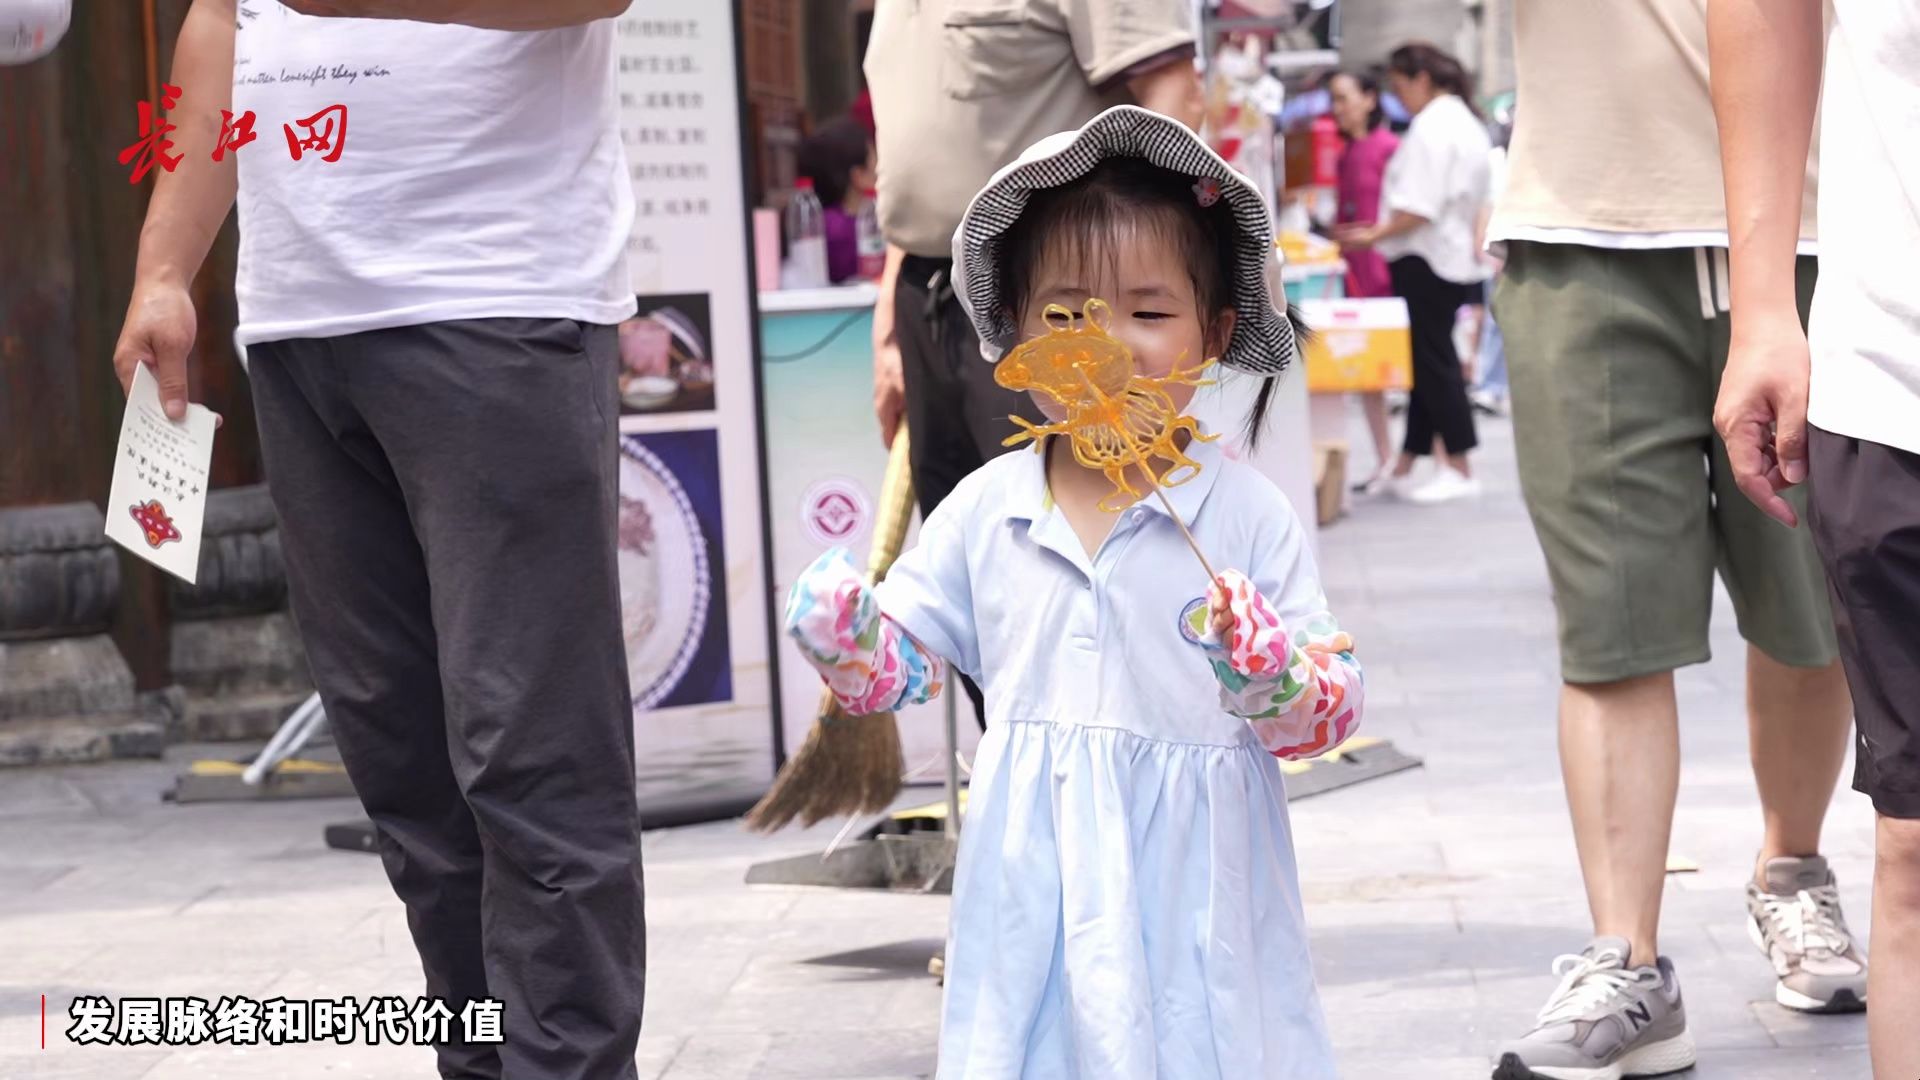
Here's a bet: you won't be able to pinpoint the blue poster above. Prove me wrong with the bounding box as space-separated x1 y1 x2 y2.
616 428 733 710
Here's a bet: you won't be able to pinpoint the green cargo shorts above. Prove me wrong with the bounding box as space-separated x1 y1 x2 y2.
1496 242 1838 685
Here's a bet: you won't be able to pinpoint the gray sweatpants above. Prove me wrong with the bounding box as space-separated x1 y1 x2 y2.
249 317 646 1080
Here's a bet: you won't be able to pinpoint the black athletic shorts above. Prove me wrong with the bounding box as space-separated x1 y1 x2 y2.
1808 425 1920 819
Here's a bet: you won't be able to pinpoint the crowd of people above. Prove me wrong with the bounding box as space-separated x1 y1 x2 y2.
102 0 1918 1078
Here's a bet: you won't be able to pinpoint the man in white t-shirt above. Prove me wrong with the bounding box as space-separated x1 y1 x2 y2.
1712 2 1920 1076
109 3 645 1078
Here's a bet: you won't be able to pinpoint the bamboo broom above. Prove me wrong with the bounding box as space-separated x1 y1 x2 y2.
746 426 917 831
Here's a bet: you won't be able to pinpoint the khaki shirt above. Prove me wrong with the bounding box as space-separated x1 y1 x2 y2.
1491 0 1819 240
865 0 1195 257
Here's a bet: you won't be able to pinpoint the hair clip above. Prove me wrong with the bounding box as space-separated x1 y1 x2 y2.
1192 177 1222 207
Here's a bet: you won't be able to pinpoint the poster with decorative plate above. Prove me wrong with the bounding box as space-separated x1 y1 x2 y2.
617 431 732 709
615 1 776 824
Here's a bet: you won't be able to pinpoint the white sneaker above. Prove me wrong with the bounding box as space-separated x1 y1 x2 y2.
1352 471 1393 498
1407 470 1481 504
1746 855 1867 1013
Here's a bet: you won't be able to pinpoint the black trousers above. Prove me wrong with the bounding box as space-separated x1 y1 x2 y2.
1391 255 1480 457
250 318 646 1080
896 255 1044 729
1809 425 1920 820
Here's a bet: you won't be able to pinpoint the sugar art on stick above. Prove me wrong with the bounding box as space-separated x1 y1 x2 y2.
993 297 1221 579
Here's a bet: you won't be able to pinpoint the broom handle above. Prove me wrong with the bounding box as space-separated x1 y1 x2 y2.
865 426 917 586
1074 368 1218 583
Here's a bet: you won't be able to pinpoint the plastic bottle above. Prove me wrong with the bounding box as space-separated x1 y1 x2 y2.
855 188 885 281
782 177 829 290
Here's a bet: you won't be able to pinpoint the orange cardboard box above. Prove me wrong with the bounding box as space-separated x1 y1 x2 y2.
1299 298 1413 394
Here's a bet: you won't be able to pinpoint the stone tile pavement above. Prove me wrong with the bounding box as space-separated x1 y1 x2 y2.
0 413 1876 1078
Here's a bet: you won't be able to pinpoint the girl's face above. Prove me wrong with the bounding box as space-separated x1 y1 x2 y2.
1328 74 1375 139
1017 223 1234 421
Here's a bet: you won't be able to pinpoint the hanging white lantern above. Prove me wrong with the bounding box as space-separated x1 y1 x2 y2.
0 0 69 66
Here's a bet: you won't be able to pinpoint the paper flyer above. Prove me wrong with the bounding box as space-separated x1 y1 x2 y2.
102 363 218 584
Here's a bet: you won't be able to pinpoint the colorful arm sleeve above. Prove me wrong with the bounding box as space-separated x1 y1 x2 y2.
1197 569 1365 761
784 547 945 715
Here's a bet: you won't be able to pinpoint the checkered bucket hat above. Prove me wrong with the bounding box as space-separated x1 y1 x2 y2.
951 104 1294 375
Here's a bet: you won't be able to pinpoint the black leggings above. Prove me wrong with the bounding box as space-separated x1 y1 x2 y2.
1391 255 1480 457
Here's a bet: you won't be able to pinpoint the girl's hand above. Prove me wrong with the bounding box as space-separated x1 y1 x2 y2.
1208 576 1236 640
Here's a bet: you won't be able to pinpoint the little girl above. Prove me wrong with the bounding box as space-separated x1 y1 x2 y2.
786 106 1363 1079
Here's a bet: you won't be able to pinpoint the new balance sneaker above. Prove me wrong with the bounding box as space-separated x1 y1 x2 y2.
1492 937 1695 1080
1746 855 1868 1013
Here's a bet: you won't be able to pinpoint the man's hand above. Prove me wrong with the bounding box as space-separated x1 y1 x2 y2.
1126 56 1204 131
1714 316 1812 528
112 283 200 421
280 0 628 30
1707 0 1823 529
873 338 905 449
872 244 907 447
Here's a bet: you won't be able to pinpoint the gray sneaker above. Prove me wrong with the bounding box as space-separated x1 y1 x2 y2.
1746 855 1868 1013
1492 937 1695 1080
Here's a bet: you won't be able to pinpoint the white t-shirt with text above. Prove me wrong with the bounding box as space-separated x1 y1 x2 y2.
231 7 636 345
1808 2 1920 455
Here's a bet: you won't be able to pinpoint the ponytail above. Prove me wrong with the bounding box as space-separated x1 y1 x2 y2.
1242 306 1312 451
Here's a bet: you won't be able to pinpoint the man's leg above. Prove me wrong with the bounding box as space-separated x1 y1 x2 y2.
941 282 1044 473
896 261 1041 729
1707 254 1851 872
1810 425 1920 1066
1704 258 1867 1011
1560 672 1682 962
1492 244 1717 1078
1870 817 1920 1079
896 263 988 727
895 263 986 531
344 318 646 1080
248 340 501 1080
1746 647 1851 866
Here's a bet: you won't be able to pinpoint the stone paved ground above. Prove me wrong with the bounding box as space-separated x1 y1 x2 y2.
0 413 1876 1079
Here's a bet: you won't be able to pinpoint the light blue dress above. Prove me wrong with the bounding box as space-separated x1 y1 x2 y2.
870 435 1343 1079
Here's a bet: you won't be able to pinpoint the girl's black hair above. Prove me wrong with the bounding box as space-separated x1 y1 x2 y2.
1330 68 1387 133
1387 41 1482 120
996 155 1301 450
796 118 871 209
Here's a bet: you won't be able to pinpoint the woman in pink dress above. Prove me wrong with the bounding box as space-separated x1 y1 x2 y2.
1329 70 1401 494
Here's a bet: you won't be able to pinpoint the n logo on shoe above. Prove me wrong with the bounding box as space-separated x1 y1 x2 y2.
1625 1002 1652 1031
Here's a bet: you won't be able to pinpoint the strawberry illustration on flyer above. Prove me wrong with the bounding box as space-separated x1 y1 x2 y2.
128 500 182 548
103 364 218 583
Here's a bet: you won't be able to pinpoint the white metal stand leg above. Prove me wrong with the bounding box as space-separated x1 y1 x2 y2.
242 691 327 785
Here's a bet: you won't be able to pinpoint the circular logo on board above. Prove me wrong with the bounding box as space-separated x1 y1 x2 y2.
801 479 870 547
1179 596 1209 644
